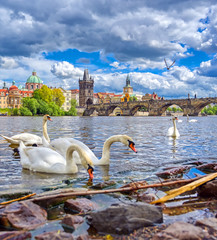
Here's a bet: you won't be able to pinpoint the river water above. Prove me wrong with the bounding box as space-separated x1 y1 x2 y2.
0 115 216 194
0 115 217 232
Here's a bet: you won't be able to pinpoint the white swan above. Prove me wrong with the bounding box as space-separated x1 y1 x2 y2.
43 135 137 166
18 141 94 179
167 117 180 138
189 119 198 122
187 114 197 122
0 115 52 146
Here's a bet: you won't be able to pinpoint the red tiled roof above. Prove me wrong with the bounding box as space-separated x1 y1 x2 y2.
71 89 79 93
21 90 33 93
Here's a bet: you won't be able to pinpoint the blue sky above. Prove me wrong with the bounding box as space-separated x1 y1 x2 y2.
0 0 217 98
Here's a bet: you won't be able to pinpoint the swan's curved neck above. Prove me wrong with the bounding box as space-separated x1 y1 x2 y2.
101 135 122 164
66 145 91 169
172 119 177 136
43 119 50 143
173 119 177 129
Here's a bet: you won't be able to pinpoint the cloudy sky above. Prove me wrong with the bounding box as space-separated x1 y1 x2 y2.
0 0 217 98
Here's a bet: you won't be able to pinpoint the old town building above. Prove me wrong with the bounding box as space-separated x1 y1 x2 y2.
25 70 43 91
142 92 161 100
60 88 72 111
60 88 79 111
0 83 8 109
79 69 94 107
0 80 33 109
121 74 136 102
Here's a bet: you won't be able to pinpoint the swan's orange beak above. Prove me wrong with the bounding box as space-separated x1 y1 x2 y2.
47 116 52 121
129 141 137 153
87 165 94 180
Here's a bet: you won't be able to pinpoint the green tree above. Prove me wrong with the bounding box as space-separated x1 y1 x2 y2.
38 85 53 103
33 89 41 100
19 107 33 116
172 107 177 112
67 99 77 116
52 88 65 107
37 99 51 115
22 98 40 115
129 96 137 101
48 102 65 116
12 108 19 116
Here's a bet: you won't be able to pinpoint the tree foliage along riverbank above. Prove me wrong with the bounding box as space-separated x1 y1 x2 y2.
201 104 217 115
0 85 77 116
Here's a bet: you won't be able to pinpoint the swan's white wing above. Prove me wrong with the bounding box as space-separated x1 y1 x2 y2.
50 138 98 164
167 126 174 137
64 138 98 163
20 146 65 173
1 133 42 145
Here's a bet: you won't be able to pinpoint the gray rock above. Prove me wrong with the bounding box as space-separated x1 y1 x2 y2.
1 201 47 230
152 221 210 240
196 217 217 234
64 198 98 214
0 231 31 239
35 231 74 240
197 179 217 198
87 202 163 235
61 214 84 230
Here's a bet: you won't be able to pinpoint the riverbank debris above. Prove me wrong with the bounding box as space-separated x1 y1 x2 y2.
0 193 36 205
151 172 217 204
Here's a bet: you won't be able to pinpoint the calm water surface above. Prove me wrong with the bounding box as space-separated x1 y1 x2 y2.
0 115 216 195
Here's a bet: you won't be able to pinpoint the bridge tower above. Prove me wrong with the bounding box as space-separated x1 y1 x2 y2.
79 69 94 107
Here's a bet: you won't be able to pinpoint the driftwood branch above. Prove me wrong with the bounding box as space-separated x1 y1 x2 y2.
0 193 36 205
30 175 206 206
151 172 217 204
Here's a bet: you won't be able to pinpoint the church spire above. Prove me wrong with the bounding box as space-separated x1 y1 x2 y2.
83 69 90 80
126 74 131 86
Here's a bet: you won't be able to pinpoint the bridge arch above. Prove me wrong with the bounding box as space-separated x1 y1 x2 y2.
194 101 216 115
106 105 123 116
160 103 184 116
130 103 149 116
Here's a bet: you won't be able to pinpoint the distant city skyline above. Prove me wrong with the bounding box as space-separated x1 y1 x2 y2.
0 0 217 99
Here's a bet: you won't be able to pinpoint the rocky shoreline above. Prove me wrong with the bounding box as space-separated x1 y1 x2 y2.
0 174 216 239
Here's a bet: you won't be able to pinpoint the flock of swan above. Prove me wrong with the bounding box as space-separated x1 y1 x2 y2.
167 115 198 138
0 114 198 179
0 115 137 180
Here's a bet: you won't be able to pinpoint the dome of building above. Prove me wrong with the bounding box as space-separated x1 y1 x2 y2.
9 85 18 91
26 71 43 84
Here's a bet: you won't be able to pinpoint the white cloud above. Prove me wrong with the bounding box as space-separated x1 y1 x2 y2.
51 61 83 79
0 1 217 98
0 57 18 69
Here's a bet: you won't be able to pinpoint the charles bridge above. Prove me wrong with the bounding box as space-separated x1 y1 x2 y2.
83 97 217 116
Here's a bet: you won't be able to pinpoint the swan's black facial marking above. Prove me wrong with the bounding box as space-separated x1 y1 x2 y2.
32 143 38 147
47 115 52 121
128 140 137 153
